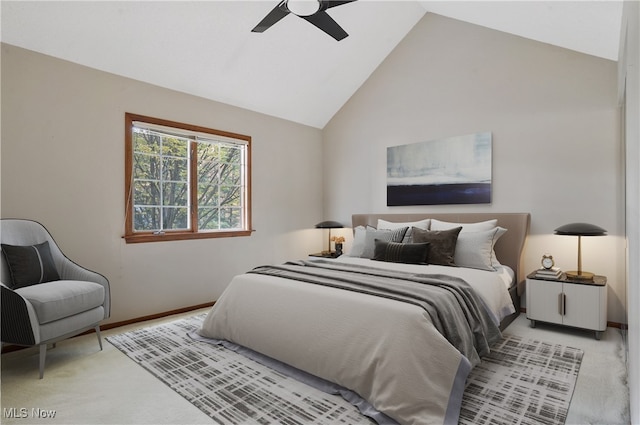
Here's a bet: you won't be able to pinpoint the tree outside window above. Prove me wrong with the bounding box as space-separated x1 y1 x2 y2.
124 113 251 243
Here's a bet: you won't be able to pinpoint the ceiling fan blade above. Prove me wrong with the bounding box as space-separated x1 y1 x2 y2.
252 2 290 33
303 11 349 41
323 1 357 10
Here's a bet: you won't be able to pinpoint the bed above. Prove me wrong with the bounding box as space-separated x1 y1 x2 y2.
198 212 530 425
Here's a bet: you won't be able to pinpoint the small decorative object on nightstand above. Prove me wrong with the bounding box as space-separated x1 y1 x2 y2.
526 271 607 340
541 253 554 269
534 254 562 279
332 236 345 257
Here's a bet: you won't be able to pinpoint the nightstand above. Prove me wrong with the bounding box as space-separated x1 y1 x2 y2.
526 271 607 340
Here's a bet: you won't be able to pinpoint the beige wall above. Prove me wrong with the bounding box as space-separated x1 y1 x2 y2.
1 44 324 324
323 14 625 323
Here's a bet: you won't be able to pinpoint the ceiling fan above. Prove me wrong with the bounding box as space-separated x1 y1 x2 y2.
252 0 357 41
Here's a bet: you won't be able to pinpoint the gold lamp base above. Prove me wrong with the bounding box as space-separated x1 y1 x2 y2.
565 270 595 281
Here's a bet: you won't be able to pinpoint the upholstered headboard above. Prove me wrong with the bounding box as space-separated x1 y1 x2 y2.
352 213 531 287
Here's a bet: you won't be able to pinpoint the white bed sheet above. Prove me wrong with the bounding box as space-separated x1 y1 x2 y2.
331 256 516 324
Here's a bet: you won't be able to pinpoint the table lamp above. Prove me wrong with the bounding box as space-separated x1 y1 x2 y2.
554 222 607 281
315 220 343 256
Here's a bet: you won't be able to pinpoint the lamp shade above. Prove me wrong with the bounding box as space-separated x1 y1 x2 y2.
315 220 343 229
554 222 606 281
554 223 607 236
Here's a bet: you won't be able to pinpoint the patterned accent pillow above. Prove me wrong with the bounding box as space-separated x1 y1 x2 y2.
411 226 462 266
372 240 430 264
1 241 60 289
360 227 409 259
377 218 430 243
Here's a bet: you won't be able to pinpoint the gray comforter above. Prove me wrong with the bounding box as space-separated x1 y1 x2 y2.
199 259 504 424
248 259 501 368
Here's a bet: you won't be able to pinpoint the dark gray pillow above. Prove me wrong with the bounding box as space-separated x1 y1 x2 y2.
361 226 409 259
1 241 60 289
372 240 430 265
411 226 462 266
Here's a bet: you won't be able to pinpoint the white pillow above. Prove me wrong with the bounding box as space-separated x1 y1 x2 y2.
430 219 497 233
490 227 508 267
454 227 507 271
377 218 430 243
348 226 367 257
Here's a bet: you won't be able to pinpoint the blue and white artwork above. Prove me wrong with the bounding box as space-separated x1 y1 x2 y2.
387 132 492 206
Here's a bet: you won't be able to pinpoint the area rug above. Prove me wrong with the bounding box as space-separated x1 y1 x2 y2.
459 334 583 425
107 314 372 424
107 314 583 425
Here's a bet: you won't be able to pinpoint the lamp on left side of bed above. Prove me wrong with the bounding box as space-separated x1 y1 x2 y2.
313 220 344 257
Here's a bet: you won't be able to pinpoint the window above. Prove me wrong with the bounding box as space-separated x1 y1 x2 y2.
124 113 251 243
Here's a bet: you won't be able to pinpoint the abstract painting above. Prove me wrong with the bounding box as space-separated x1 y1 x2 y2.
387 132 492 206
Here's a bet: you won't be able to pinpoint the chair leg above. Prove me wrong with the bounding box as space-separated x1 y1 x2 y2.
95 326 103 351
39 344 47 379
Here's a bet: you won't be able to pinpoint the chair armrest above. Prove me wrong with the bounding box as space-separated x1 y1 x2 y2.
57 259 111 320
1 283 39 345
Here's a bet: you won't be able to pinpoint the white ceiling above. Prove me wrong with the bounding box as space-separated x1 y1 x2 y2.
1 1 623 129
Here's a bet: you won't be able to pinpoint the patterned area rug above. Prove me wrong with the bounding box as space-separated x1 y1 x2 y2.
107 314 583 425
107 315 371 425
460 335 583 425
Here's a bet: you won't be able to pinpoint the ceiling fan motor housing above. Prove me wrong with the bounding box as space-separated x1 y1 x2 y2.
285 0 323 17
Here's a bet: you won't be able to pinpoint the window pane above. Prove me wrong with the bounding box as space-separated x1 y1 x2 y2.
197 207 240 230
132 130 190 232
220 185 240 206
196 142 245 231
198 143 219 161
197 159 220 183
133 153 161 179
198 207 218 230
162 182 189 206
220 163 241 184
198 183 219 207
161 136 189 158
134 207 160 231
220 145 240 162
219 207 241 229
162 157 188 182
133 131 160 154
134 180 160 205
162 207 189 230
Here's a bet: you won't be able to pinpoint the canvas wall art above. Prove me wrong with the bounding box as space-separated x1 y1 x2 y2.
387 132 492 206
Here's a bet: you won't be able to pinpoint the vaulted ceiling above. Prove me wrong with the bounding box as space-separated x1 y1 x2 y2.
1 1 623 129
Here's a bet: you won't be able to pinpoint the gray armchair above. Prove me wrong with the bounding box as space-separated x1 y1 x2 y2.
1 219 110 378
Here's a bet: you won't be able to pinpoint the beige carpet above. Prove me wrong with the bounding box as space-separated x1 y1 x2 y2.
1 312 630 425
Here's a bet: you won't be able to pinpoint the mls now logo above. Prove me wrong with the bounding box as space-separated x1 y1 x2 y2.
3 407 57 419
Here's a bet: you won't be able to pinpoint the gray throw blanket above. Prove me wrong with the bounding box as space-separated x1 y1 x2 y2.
248 259 501 367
